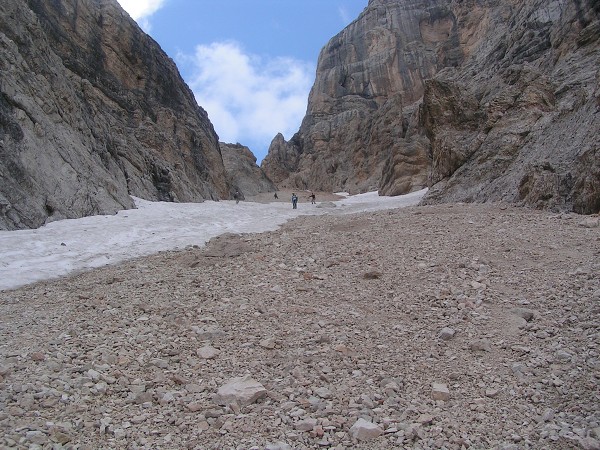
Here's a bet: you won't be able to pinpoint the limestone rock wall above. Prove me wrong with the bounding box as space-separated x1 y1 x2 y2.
261 0 460 194
262 0 600 213
0 0 230 230
420 0 600 214
220 143 276 199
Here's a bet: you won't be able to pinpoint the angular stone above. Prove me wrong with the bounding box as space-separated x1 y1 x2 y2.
213 375 267 407
432 383 450 401
470 339 492 352
438 327 456 340
295 418 318 432
259 338 277 349
196 345 220 359
266 443 293 450
513 308 536 321
349 418 384 441
485 388 500 398
314 387 332 399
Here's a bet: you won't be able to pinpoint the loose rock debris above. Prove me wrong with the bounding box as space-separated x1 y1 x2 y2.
0 203 599 449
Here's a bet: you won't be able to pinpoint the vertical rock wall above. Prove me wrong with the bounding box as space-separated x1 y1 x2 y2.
262 0 600 213
0 0 230 230
261 0 458 194
420 0 600 214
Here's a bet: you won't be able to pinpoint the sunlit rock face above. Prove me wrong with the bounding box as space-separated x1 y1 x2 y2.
263 0 599 214
0 0 230 230
263 0 446 195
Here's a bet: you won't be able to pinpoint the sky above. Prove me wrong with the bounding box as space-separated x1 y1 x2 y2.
0 189 427 291
116 0 369 163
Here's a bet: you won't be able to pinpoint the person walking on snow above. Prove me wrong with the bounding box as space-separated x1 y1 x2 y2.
291 193 298 209
309 192 316 204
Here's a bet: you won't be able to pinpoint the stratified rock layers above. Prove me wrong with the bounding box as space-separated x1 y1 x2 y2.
262 0 442 195
262 0 599 213
0 0 230 230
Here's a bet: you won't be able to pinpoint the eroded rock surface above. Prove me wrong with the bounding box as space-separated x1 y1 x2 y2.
220 142 276 200
262 0 600 214
0 0 230 230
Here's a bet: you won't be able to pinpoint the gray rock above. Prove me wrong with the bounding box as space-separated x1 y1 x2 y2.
220 143 276 199
0 1 230 230
295 418 318 432
512 308 536 322
438 327 456 340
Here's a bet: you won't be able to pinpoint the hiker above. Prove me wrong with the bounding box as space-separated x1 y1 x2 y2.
309 192 316 204
291 193 298 209
274 192 279 199
234 191 240 204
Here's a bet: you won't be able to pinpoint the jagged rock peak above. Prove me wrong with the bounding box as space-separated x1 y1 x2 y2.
0 0 230 230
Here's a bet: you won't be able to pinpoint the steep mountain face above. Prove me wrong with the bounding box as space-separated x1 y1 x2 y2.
420 0 600 214
220 143 276 199
262 0 441 195
262 0 599 213
0 0 230 230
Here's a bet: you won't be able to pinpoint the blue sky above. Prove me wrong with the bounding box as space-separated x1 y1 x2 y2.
116 0 368 163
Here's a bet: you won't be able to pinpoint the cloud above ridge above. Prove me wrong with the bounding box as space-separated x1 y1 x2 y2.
117 0 166 30
180 41 314 157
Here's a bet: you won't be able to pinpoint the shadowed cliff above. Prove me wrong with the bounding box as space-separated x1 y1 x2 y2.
0 0 230 230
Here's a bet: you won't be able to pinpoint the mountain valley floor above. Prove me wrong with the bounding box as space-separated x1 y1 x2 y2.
0 202 599 449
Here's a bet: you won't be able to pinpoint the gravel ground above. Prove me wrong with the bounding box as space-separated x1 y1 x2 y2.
0 203 599 450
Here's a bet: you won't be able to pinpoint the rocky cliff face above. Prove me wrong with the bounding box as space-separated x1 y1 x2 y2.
0 0 230 230
420 0 600 214
262 0 599 213
262 0 443 194
220 143 276 199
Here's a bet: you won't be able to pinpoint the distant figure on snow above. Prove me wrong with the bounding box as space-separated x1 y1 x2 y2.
291 193 298 209
274 192 279 199
234 191 240 204
309 192 316 204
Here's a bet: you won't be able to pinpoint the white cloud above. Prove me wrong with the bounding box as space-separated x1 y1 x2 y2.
181 41 314 154
117 0 166 20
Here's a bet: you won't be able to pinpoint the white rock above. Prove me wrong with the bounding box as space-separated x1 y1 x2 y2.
431 383 450 401
213 375 267 407
196 345 220 359
349 418 383 441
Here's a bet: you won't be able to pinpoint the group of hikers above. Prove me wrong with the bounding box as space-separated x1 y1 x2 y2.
233 190 316 209
290 192 316 209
